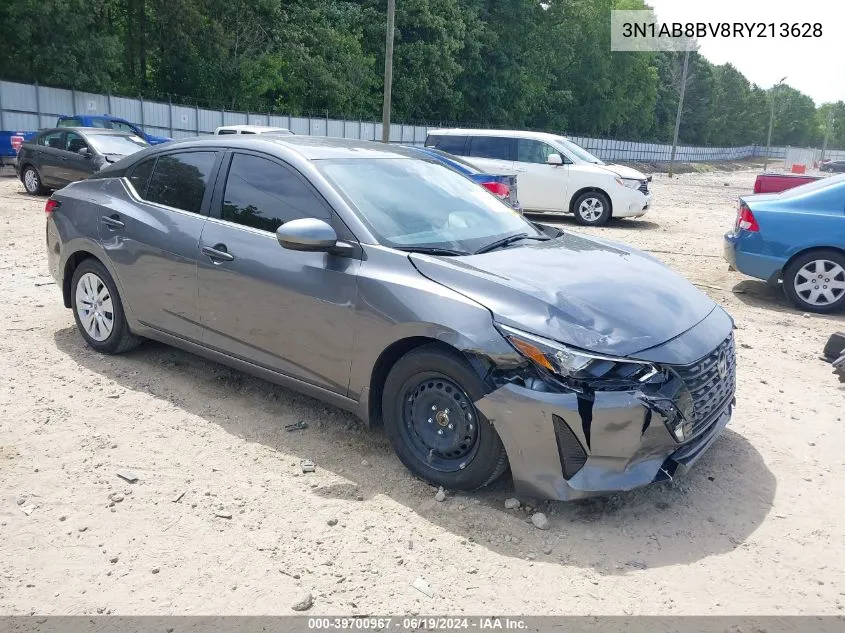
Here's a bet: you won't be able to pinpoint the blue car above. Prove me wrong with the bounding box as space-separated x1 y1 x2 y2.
724 174 845 312
56 115 171 145
402 146 522 212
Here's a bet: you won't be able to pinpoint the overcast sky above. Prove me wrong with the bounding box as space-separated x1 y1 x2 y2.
644 0 845 105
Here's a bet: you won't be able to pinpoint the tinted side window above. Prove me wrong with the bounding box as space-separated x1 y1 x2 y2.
146 152 216 213
129 158 157 197
221 154 329 232
110 120 136 134
217 129 237 135
468 136 513 160
40 131 64 149
427 135 468 155
58 118 81 127
517 139 560 164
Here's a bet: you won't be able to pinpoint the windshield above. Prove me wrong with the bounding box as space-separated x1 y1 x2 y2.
87 134 148 156
554 136 605 165
318 158 542 253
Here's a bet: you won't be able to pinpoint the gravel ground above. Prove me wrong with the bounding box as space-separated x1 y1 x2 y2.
0 168 843 615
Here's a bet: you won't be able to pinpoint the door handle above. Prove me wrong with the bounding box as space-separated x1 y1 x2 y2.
100 214 125 230
202 244 235 262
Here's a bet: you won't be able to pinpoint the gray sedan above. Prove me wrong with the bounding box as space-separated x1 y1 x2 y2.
45 136 736 501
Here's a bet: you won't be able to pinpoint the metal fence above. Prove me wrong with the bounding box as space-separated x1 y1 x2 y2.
2 79 843 163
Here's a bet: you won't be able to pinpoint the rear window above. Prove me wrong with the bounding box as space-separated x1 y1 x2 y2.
426 135 468 155
128 158 156 198
57 118 82 127
217 129 237 135
144 151 217 214
468 136 514 161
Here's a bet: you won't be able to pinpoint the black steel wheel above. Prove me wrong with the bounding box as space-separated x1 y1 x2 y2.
382 344 508 490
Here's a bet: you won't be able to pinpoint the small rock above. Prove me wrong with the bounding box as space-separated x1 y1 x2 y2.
59 515 67 522
531 512 550 530
151 567 160 574
626 560 648 570
803 313 811 319
16 498 25 506
116 470 139 484
109 493 124 503
78 526 88 532
291 591 314 612
215 511 233 519
434 487 446 502
740 343 752 349
109 557 118 564
301 459 316 473
504 498 520 510
327 518 338 526
355 494 364 502
543 546 553 555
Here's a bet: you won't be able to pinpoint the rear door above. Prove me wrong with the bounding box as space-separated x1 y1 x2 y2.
100 150 222 341
197 150 360 393
465 135 515 175
514 138 570 212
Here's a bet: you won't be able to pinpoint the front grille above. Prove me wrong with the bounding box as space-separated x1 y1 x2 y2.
638 180 649 195
672 335 736 437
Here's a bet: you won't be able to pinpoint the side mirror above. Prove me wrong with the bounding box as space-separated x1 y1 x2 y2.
78 147 91 157
276 218 338 252
546 153 563 166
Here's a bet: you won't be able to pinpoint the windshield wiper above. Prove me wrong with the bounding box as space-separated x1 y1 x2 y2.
395 246 471 256
474 233 550 255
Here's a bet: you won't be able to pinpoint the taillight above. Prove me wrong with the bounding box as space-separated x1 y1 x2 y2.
735 201 759 232
482 181 510 199
45 199 60 216
11 135 23 154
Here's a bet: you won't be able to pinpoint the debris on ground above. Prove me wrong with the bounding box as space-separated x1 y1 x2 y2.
172 491 187 503
434 487 446 502
410 577 434 598
531 512 550 530
116 470 139 484
285 421 308 432
214 510 233 519
301 459 316 473
20 504 35 516
327 518 338 526
504 498 520 510
291 591 314 611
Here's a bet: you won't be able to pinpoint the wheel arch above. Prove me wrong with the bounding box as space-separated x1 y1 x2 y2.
782 245 845 279
569 186 613 216
62 250 105 308
366 337 471 428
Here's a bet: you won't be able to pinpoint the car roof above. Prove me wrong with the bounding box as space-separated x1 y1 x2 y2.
40 127 137 137
59 114 126 121
156 135 422 160
215 125 291 133
427 128 569 142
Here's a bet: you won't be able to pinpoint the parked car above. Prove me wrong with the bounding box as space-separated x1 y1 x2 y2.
724 174 845 312
820 160 845 173
402 145 521 212
45 136 736 501
16 127 149 194
425 129 652 226
57 114 171 145
0 130 37 168
214 125 293 136
753 173 820 194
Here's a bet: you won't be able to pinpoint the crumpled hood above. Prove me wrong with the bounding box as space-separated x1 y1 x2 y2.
410 232 715 357
602 163 648 180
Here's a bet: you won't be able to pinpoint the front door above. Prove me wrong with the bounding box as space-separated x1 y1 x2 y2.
100 150 221 341
62 132 95 183
197 151 360 395
514 139 570 212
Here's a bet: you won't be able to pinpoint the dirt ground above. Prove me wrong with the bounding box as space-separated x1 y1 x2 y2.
1 167 843 616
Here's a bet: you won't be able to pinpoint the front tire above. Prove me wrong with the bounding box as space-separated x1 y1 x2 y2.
783 249 845 313
71 259 142 353
382 345 508 491
573 190 611 226
22 165 47 195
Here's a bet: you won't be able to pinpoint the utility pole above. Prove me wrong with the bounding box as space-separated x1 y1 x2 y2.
764 76 787 171
381 0 396 144
668 49 690 178
820 108 835 164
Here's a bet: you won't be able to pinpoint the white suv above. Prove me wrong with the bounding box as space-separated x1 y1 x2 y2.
425 129 652 226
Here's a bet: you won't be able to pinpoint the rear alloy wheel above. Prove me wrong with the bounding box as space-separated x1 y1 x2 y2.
71 259 142 354
22 166 46 195
783 250 845 313
382 345 508 491
573 191 611 226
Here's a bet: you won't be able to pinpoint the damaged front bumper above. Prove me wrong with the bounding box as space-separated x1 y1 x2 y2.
476 383 733 501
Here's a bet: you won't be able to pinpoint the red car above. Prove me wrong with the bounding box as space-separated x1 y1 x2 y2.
753 173 820 194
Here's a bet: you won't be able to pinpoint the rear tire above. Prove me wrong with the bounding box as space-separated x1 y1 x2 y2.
22 165 47 195
382 345 508 491
573 191 611 226
71 258 142 354
783 249 845 313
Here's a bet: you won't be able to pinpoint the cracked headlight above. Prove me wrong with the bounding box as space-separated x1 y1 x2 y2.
497 324 660 385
